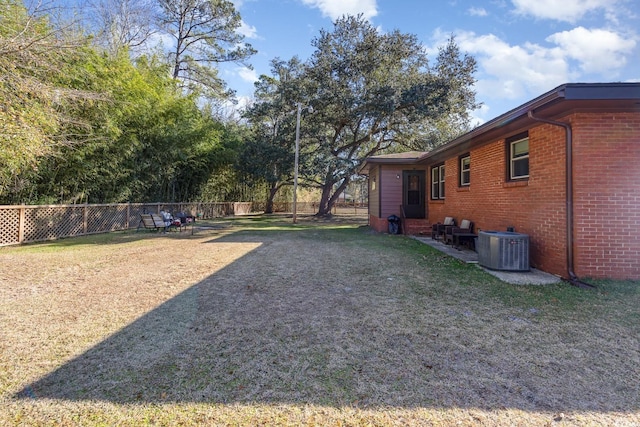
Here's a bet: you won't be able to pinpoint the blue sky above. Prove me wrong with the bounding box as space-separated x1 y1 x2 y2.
223 0 640 124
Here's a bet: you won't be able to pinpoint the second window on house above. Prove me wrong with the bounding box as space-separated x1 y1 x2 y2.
431 164 445 199
460 154 470 186
508 133 529 180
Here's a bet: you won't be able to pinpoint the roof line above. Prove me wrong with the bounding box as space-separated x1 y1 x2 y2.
426 84 566 158
425 82 640 159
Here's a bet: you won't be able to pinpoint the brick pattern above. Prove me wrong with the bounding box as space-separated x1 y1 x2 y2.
402 218 432 235
369 214 388 233
368 112 640 279
368 216 431 235
571 112 640 279
426 112 640 279
426 126 569 278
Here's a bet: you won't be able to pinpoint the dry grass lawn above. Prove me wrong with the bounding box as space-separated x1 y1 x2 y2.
1 214 639 426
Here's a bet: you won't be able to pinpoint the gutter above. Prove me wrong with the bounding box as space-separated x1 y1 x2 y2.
527 111 595 289
425 82 640 162
426 85 568 160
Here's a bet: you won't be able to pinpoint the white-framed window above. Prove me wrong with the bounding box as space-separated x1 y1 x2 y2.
431 164 445 199
509 134 529 180
460 154 470 186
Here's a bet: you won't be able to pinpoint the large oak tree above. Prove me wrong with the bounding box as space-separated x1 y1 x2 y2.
240 57 307 213
300 15 479 216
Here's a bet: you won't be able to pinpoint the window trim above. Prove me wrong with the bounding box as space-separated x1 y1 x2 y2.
431 163 445 200
507 132 529 181
459 154 470 187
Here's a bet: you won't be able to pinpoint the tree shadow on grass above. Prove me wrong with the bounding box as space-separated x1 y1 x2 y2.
13 228 640 414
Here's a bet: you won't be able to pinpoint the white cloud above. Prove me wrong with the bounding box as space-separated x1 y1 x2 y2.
468 7 488 17
546 27 637 75
420 2 638 119
428 23 638 118
470 103 490 126
238 20 259 39
452 31 571 101
511 0 617 23
237 66 259 83
300 0 378 21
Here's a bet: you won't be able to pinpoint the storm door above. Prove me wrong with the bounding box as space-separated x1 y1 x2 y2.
402 170 425 219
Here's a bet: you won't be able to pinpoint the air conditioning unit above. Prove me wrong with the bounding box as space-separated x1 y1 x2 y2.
477 231 530 271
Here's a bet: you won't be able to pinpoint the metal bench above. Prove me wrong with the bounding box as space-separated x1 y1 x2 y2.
137 213 166 232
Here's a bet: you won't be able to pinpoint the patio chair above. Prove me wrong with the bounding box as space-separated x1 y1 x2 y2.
176 211 196 224
160 210 188 232
431 216 455 240
444 219 476 250
174 212 195 232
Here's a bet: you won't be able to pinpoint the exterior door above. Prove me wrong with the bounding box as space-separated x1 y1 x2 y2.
403 170 425 218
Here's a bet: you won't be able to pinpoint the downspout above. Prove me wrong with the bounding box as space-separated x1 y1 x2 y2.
527 111 595 289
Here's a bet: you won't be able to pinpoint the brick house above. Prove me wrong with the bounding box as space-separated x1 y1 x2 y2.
361 83 640 281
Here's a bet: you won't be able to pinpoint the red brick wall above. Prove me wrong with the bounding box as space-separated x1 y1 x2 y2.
402 218 432 235
369 215 431 235
427 123 568 277
426 111 640 279
369 214 387 233
571 112 640 279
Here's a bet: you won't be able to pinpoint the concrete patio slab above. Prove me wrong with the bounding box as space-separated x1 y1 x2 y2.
412 236 562 285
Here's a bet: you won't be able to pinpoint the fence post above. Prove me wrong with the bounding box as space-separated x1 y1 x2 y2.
18 206 25 244
83 205 88 235
127 203 131 229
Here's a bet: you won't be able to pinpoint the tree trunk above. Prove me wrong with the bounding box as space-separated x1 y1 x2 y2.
316 184 332 216
315 177 350 216
264 182 279 214
173 41 182 79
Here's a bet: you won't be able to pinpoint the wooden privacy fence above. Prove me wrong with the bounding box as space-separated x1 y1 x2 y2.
0 202 254 247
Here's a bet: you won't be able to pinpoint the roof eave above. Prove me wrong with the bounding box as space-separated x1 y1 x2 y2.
359 151 429 174
426 84 566 160
422 82 640 163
